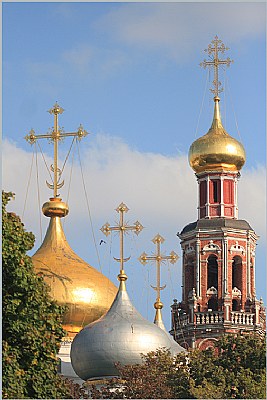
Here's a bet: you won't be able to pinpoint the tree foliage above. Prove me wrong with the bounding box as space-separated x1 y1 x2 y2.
89 334 266 399
2 191 73 399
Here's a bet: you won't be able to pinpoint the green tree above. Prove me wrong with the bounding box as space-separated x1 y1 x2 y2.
89 334 266 399
214 334 266 399
89 349 180 399
2 191 72 399
188 348 227 399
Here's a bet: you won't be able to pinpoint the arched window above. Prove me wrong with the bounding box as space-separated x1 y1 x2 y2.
232 255 242 290
208 297 218 311
187 259 195 295
207 254 218 289
232 299 239 311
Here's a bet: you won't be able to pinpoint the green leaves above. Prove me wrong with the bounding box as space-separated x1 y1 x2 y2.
88 335 266 399
2 191 72 399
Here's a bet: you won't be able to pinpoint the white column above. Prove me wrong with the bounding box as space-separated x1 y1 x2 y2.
197 179 200 219
224 295 231 321
220 177 224 216
246 234 251 298
223 236 228 296
252 254 256 296
182 247 185 302
196 237 200 297
206 176 210 218
234 175 238 219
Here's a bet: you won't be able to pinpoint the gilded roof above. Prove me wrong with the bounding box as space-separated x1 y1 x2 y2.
32 214 117 335
189 97 246 173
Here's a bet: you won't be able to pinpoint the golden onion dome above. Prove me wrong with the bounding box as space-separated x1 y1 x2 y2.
189 97 246 173
32 198 117 337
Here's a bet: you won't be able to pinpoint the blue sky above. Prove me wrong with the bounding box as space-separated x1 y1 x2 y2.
2 1 266 327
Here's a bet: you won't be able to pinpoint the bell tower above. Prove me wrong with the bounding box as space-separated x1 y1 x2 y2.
170 37 265 350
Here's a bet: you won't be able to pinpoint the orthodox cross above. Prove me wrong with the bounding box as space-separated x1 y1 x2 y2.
100 202 143 280
25 102 88 198
200 35 233 97
139 234 178 306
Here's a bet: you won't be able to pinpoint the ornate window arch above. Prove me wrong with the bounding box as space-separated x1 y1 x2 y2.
230 241 245 255
202 240 221 255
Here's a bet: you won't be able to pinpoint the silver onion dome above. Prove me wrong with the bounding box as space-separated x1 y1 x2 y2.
70 279 185 381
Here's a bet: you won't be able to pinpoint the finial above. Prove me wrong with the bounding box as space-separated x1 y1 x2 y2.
139 234 178 325
200 35 233 98
48 102 64 115
100 202 143 290
25 103 88 204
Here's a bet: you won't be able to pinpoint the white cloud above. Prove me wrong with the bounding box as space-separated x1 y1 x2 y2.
3 134 265 253
2 136 266 323
25 44 129 83
3 136 195 323
62 44 129 77
63 44 95 75
2 135 195 229
95 2 266 62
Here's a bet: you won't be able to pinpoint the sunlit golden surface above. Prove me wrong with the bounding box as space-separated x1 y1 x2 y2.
189 98 246 173
32 216 117 335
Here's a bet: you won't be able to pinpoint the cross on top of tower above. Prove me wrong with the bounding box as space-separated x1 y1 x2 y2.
200 35 233 97
25 102 88 198
139 234 178 307
101 202 143 285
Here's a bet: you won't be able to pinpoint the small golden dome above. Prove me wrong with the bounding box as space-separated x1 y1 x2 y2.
189 97 246 173
42 197 69 217
32 206 117 337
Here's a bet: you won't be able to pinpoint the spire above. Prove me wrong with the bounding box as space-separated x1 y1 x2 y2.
100 202 143 291
139 234 178 330
71 226 184 381
26 104 118 335
209 96 225 132
189 38 245 173
200 36 233 133
25 102 88 216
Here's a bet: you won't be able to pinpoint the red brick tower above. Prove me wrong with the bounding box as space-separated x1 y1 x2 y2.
170 37 265 350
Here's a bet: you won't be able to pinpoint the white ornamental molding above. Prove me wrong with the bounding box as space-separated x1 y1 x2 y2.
230 241 245 255
206 286 218 296
202 240 221 255
232 287 242 297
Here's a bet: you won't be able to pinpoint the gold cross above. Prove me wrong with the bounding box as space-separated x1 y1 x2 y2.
200 36 233 97
100 202 143 281
25 102 88 198
139 234 178 305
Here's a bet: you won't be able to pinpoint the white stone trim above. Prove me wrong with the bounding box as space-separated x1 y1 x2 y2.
202 240 221 254
206 286 218 296
196 238 200 297
232 287 242 297
230 241 245 255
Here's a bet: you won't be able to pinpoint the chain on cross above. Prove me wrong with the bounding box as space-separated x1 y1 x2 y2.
25 102 88 198
100 202 143 281
200 35 233 97
139 234 178 306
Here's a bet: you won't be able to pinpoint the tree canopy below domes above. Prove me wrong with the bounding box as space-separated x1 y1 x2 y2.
2 191 72 399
